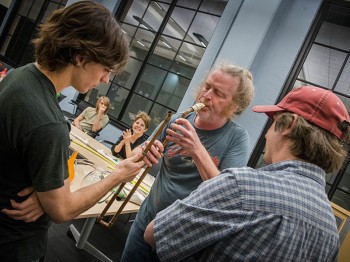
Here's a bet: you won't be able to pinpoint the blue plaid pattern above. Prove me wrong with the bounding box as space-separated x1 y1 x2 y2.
154 160 339 261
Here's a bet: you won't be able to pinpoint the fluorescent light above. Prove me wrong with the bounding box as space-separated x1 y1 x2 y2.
140 24 148 30
155 2 162 9
121 29 127 34
179 55 187 62
137 41 145 47
162 41 171 48
193 32 208 47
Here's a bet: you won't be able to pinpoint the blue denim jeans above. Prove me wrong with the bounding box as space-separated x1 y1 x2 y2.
121 222 158 262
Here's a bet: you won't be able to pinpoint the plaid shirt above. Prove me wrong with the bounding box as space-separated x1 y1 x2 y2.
154 160 339 261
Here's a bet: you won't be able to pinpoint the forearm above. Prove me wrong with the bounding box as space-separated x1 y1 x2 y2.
125 142 132 158
144 220 156 248
91 115 102 132
191 144 220 181
113 141 125 154
38 172 123 223
73 118 80 128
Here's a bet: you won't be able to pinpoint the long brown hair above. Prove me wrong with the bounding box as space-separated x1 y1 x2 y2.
33 1 129 73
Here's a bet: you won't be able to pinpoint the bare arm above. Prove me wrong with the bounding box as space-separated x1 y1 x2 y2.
73 115 84 129
40 154 145 223
144 219 156 248
2 142 165 223
123 129 133 158
166 118 220 181
113 138 125 154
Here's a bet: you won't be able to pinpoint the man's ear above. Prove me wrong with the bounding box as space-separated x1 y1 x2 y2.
281 114 298 135
75 54 84 67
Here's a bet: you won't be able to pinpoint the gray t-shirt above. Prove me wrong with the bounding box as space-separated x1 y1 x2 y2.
136 112 250 229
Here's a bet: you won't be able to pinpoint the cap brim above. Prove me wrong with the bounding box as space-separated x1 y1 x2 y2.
252 105 285 118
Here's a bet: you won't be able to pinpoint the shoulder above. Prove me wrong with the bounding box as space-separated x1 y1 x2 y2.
224 121 249 140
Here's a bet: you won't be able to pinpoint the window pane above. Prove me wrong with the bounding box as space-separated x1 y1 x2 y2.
8 15 20 35
171 42 204 78
121 94 152 126
41 2 60 22
335 58 350 95
107 84 130 119
134 65 167 100
148 36 181 69
142 1 169 32
120 23 137 45
120 0 148 26
29 0 45 21
337 95 350 115
332 189 350 211
163 7 195 40
156 73 190 111
177 0 201 9
338 168 350 195
113 57 142 90
326 170 339 185
17 1 32 16
298 44 347 88
185 12 219 46
315 21 350 51
293 79 308 88
130 28 155 61
200 0 227 16
147 103 175 136
84 83 110 105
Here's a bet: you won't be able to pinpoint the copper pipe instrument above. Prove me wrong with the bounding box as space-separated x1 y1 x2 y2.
96 103 205 228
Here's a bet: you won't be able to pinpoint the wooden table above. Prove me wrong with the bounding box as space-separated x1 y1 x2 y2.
68 124 151 261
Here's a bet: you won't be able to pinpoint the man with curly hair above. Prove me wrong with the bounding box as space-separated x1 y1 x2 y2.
144 86 350 261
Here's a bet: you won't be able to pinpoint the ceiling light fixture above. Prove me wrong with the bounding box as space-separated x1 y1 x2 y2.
193 32 208 47
162 41 171 48
137 40 145 47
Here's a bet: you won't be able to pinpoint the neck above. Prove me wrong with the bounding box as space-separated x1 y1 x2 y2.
132 132 143 140
35 62 72 93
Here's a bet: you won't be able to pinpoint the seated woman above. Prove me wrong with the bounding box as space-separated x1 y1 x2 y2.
111 111 151 159
73 96 110 137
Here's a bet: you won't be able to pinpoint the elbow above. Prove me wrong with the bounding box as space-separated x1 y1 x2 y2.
47 209 75 224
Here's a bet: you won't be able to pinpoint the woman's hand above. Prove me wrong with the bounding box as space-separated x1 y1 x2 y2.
123 129 132 143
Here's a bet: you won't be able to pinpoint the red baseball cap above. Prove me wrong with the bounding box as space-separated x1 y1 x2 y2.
253 86 350 140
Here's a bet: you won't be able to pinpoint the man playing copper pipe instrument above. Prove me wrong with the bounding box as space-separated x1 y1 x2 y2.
121 62 255 261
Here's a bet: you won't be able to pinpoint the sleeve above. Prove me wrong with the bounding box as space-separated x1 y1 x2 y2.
219 127 250 170
80 107 90 118
21 122 70 192
153 170 242 261
111 135 123 157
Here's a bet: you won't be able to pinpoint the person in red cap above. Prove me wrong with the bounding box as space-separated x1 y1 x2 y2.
143 86 350 261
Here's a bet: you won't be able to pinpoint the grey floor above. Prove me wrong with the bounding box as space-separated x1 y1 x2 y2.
45 214 135 262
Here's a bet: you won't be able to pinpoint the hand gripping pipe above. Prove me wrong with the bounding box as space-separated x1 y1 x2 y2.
96 103 205 228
